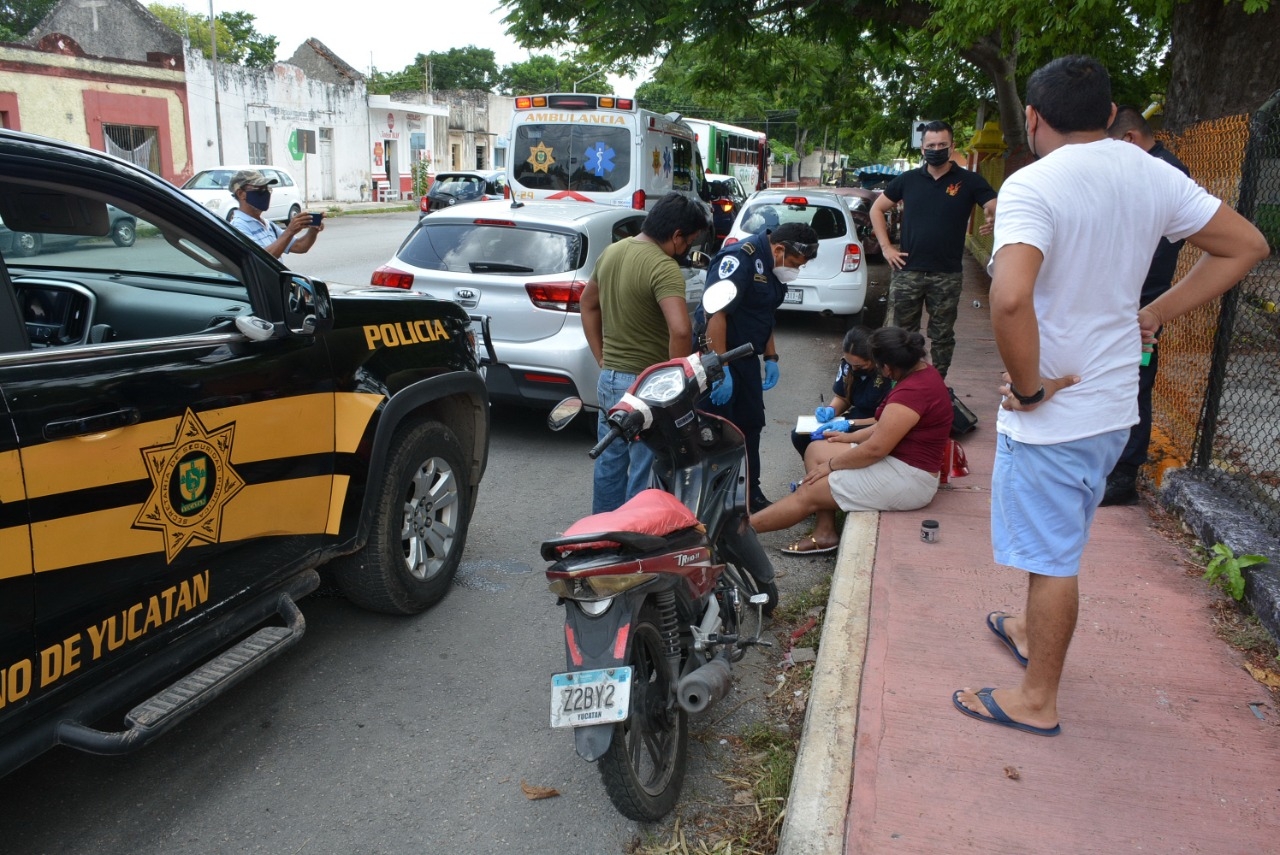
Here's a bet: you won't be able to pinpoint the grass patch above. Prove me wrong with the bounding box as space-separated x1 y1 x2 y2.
630 573 832 855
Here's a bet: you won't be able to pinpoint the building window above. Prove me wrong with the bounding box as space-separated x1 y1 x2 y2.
248 121 269 164
475 145 486 170
103 124 160 173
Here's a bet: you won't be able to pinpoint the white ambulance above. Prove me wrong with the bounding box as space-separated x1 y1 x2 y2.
508 93 713 212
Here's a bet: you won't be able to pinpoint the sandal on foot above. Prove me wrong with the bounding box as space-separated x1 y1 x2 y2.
781 536 838 556
986 611 1029 667
952 688 1061 736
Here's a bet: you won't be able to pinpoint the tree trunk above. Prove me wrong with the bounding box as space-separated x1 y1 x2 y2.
961 31 1033 172
1164 0 1280 131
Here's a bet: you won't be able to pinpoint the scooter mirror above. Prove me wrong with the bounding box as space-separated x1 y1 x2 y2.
688 249 711 270
547 397 584 431
702 280 738 315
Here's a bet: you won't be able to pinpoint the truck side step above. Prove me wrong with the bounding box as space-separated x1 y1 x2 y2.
57 594 306 755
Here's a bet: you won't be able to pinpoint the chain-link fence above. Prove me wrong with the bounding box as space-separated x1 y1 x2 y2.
1171 92 1280 540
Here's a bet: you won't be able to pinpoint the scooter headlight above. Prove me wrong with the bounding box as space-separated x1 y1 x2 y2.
636 366 686 403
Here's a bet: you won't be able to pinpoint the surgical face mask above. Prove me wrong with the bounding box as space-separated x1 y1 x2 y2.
922 147 951 166
244 188 272 210
774 267 800 284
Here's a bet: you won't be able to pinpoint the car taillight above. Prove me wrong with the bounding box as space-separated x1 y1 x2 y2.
723 236 739 246
842 244 862 273
631 189 646 210
783 196 809 206
712 198 734 214
419 195 430 213
371 266 415 289
526 281 585 312
504 184 511 199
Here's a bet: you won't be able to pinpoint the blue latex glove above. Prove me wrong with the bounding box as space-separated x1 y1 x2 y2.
810 418 850 439
710 370 734 405
763 360 780 391
814 405 836 423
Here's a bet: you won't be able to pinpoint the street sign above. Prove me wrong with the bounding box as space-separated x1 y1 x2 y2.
911 119 938 149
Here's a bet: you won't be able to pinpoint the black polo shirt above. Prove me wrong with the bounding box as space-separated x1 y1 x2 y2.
884 163 997 273
1142 141 1191 306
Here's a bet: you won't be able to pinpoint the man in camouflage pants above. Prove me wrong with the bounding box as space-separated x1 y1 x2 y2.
870 121 997 379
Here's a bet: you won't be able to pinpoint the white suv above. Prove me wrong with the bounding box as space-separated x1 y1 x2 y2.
725 188 867 321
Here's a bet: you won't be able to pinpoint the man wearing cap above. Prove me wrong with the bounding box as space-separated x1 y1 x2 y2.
698 222 820 512
228 168 322 259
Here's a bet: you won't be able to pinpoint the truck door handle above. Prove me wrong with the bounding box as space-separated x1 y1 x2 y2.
44 407 142 440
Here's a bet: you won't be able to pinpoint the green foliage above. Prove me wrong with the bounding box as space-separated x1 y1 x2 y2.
1203 543 1268 601
0 0 56 41
370 46 499 94
497 55 608 96
410 159 433 198
498 0 1182 160
148 5 277 67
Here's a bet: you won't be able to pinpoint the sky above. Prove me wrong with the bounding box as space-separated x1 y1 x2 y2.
176 0 648 94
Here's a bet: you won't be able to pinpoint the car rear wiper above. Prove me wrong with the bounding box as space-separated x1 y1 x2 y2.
469 262 534 273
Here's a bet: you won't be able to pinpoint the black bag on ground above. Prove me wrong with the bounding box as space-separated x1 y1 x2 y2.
950 387 978 437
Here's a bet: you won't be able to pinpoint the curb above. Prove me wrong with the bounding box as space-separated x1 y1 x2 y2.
777 511 878 855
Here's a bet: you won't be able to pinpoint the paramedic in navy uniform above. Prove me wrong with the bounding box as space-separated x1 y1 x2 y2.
698 222 820 513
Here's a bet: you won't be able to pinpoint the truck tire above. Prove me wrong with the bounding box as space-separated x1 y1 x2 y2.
332 420 471 615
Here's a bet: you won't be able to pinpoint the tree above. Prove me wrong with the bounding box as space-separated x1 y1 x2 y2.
1163 0 1280 130
370 46 499 94
217 10 278 68
0 0 56 41
497 55 606 96
148 5 277 67
500 0 1233 163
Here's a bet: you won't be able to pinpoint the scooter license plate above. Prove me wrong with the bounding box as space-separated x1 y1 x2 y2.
550 667 632 729
783 288 803 304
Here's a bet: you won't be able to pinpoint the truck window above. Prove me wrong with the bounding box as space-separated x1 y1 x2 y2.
511 125 632 194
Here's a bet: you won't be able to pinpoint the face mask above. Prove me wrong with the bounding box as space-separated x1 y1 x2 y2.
774 267 799 284
244 188 272 210
923 147 951 167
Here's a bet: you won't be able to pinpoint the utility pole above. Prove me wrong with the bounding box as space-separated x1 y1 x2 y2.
209 0 224 163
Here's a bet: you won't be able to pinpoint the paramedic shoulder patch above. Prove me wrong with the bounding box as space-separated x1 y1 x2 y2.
717 256 740 279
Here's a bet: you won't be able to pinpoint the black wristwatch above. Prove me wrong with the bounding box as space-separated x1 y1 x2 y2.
763 354 779 362
1010 383 1045 406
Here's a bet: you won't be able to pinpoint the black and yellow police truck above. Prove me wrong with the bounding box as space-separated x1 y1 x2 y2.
0 130 489 777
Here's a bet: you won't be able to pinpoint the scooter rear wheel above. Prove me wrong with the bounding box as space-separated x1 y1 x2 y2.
598 608 688 821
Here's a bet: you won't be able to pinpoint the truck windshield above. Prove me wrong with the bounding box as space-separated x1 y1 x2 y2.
510 125 632 194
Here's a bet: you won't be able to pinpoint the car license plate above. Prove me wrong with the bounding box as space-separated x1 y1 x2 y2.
550 667 632 729
784 288 803 304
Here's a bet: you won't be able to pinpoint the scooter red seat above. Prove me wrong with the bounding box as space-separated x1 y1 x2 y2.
544 489 704 556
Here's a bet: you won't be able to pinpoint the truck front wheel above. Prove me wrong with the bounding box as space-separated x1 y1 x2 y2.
333 420 471 615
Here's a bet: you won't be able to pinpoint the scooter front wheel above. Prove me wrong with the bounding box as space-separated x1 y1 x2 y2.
598 608 688 821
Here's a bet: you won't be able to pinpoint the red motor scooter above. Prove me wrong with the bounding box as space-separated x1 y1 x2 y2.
541 283 777 821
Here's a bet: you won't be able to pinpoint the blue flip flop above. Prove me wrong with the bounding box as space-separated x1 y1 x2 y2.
952 688 1061 736
986 611 1029 667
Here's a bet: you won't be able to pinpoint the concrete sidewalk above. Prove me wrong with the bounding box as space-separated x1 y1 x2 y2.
780 256 1280 854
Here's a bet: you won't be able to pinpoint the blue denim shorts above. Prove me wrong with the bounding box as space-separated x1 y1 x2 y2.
991 429 1127 577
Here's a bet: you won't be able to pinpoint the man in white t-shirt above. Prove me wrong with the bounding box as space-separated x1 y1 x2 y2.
953 56 1269 737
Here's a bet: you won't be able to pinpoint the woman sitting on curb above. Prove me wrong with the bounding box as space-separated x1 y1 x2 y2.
790 326 891 457
753 327 953 554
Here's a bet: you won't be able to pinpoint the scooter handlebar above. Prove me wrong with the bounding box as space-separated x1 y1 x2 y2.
720 343 757 365
588 426 622 459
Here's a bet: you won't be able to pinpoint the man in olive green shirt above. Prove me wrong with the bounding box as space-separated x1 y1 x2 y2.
581 192 709 512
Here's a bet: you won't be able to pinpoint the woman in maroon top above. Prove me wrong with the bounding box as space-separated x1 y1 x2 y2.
752 327 953 554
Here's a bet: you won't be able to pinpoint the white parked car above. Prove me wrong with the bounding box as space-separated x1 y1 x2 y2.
179 165 304 223
371 199 705 411
725 188 868 321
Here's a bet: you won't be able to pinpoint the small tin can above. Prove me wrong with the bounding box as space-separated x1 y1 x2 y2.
921 519 940 543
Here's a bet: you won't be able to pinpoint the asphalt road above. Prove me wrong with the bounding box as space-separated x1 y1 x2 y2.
0 213 888 854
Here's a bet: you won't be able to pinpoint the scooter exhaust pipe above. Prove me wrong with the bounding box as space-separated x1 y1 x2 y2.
678 654 732 714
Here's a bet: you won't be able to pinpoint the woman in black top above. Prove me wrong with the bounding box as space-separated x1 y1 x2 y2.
791 326 891 456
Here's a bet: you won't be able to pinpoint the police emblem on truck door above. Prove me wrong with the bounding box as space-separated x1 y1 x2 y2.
133 409 245 562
